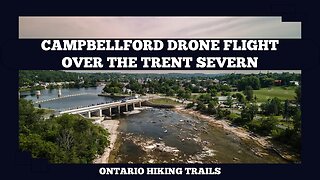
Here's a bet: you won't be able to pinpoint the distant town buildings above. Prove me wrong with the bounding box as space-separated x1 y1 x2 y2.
20 81 77 90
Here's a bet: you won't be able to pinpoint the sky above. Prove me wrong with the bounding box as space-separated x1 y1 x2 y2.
19 16 301 39
20 17 302 74
64 70 301 74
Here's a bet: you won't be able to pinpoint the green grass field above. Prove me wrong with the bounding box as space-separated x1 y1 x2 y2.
150 98 181 105
189 86 296 103
253 86 296 102
191 93 201 100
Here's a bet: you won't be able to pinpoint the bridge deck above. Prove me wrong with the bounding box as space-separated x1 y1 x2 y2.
59 99 145 114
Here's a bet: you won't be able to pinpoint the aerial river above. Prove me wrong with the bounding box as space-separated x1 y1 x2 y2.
20 86 116 111
21 87 286 163
113 108 286 163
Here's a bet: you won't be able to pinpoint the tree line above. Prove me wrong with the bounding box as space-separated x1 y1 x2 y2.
186 85 301 153
19 99 109 163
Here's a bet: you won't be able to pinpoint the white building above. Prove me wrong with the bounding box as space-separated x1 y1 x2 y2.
290 81 299 86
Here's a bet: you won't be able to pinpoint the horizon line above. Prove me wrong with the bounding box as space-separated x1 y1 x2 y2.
63 70 301 74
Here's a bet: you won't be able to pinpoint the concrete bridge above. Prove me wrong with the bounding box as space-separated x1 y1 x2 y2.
59 98 147 118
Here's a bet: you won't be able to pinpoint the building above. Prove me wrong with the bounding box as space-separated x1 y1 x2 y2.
274 80 282 86
213 79 220 84
217 96 228 104
290 81 299 86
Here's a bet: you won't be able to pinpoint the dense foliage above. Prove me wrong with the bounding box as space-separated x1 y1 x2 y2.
20 70 300 97
19 99 109 163
19 70 301 154
19 70 101 88
192 81 301 153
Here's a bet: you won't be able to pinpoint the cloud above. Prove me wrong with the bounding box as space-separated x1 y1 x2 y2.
19 16 301 39
64 70 301 74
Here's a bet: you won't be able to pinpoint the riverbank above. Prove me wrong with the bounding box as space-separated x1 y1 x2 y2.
93 120 119 163
174 106 300 162
143 101 176 108
98 93 131 98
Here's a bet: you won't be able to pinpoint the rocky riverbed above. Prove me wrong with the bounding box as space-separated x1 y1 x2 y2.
111 108 287 163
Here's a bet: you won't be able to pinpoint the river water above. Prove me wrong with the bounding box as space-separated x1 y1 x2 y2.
21 87 286 163
114 108 286 163
20 86 116 111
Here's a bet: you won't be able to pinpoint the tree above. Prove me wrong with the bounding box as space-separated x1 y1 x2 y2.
248 116 277 136
128 79 142 92
261 97 283 115
216 108 231 119
19 99 43 132
166 88 175 96
177 89 191 100
234 93 245 103
293 110 301 133
283 100 290 121
237 76 261 91
197 93 212 104
295 86 301 104
260 77 274 88
209 88 217 97
226 96 233 108
240 103 258 123
19 99 109 163
243 86 253 101
259 117 278 135
196 101 207 112
207 100 217 114
185 103 194 109
221 91 230 96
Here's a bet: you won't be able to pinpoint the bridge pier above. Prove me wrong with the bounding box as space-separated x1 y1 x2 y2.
59 99 146 118
99 109 102 117
118 106 121 114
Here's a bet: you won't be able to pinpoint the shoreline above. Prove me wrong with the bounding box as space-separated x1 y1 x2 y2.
174 106 300 162
98 93 131 98
175 107 271 147
93 119 120 163
93 104 299 163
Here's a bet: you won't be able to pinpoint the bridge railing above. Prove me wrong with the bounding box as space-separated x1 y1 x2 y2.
59 98 146 114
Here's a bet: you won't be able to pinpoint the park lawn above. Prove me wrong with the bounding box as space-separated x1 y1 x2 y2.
35 107 55 119
111 93 131 97
150 98 181 105
191 93 202 100
35 107 55 114
253 86 296 102
278 120 294 129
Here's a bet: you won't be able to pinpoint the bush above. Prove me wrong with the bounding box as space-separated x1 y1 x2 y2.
196 102 207 112
185 103 194 109
207 106 217 115
233 117 249 125
221 91 230 96
247 117 277 136
216 108 231 119
272 128 301 151
228 113 240 121
19 99 110 163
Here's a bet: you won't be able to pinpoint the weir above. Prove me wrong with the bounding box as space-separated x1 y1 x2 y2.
33 92 97 104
